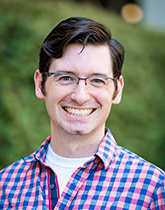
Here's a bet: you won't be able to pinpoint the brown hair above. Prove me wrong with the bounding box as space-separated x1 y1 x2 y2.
39 17 125 93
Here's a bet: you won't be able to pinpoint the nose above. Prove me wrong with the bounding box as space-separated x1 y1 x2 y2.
71 80 90 104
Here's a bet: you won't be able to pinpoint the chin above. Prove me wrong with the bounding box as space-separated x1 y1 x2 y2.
65 126 92 136
67 129 89 136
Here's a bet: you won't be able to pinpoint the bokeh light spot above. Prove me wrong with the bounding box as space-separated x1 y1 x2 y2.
121 3 144 24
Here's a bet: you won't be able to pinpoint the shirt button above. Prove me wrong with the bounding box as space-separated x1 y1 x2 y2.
49 184 55 190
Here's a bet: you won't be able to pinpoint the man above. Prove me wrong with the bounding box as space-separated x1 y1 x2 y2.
0 17 164 209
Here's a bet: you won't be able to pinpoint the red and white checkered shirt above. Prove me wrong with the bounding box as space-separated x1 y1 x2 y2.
0 128 165 209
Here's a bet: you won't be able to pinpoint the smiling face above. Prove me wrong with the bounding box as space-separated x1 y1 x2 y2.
35 44 124 138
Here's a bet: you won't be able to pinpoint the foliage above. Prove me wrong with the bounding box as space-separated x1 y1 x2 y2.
0 0 165 170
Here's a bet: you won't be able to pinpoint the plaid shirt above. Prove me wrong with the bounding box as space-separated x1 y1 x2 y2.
0 128 165 209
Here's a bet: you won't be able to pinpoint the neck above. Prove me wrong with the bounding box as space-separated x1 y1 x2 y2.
50 125 105 158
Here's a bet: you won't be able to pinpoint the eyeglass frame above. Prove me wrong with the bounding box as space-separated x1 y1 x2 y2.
43 71 118 90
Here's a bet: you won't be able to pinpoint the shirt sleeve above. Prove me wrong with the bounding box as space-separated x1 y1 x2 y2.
150 179 165 209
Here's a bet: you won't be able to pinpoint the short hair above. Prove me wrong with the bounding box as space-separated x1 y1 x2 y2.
39 17 125 93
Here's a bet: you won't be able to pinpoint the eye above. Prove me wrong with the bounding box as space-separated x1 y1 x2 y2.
59 75 73 81
90 77 106 86
54 74 76 85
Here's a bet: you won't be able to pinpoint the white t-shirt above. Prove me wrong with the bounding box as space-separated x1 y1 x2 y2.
45 144 93 196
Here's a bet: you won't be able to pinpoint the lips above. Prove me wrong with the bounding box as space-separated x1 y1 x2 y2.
63 107 94 116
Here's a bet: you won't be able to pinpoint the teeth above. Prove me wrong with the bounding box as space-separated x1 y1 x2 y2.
64 107 93 116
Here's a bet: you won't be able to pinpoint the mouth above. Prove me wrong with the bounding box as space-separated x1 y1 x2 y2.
63 107 95 116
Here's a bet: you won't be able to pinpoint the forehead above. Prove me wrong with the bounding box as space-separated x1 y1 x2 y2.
49 44 113 76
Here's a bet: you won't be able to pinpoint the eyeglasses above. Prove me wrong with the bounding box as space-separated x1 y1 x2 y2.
43 71 117 90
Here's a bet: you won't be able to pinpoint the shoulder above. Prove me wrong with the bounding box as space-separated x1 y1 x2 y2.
105 129 165 181
0 153 38 205
0 153 35 183
112 146 165 206
117 146 165 184
0 136 51 182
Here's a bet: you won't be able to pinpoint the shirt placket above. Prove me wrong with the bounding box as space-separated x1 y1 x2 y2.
54 158 98 210
47 167 60 210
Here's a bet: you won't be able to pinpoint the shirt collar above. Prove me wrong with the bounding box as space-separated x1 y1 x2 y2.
95 128 118 170
23 128 118 170
34 136 51 164
22 136 51 164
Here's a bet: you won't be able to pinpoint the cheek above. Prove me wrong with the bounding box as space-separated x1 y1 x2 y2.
45 87 73 112
99 91 114 116
95 88 115 104
45 81 70 98
94 92 113 118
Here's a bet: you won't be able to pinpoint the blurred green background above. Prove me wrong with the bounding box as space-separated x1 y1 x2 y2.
0 0 165 170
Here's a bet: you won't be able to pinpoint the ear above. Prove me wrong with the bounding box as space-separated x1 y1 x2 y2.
112 75 124 104
34 69 45 99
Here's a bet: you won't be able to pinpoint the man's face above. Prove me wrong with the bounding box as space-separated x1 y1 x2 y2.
35 44 123 136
